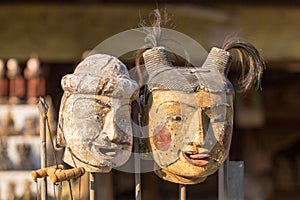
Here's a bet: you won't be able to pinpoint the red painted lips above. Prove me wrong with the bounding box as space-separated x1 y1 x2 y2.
183 151 211 166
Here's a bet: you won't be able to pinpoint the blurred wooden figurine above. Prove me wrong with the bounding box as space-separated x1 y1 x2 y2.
7 182 17 200
22 116 38 135
17 143 35 170
0 139 13 170
24 56 45 104
7 58 25 104
21 180 36 200
0 110 18 136
0 58 9 103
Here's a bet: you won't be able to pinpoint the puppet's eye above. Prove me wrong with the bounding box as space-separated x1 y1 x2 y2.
172 115 184 121
90 114 101 122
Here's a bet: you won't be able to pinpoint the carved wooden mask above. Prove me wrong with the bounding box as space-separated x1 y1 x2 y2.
143 47 234 184
57 54 138 172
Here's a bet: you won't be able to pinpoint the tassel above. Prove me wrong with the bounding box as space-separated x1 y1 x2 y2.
222 37 265 92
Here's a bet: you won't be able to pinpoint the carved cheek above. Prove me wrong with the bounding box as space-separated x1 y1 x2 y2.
153 125 171 151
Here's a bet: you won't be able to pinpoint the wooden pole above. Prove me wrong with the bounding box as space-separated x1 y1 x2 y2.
90 172 95 200
179 184 186 200
38 97 49 200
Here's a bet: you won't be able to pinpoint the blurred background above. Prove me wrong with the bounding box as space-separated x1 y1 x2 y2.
0 0 299 199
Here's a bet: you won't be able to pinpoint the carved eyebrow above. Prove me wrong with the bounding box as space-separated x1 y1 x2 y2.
95 99 111 108
77 97 111 108
155 102 231 113
156 101 197 113
201 103 231 110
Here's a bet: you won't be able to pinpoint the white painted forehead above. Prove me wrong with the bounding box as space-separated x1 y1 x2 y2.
74 54 129 77
61 54 139 99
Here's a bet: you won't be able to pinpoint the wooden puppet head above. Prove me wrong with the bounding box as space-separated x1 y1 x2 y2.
57 54 138 172
141 42 264 184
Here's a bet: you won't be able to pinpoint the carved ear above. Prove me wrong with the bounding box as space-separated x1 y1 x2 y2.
56 119 67 147
56 94 67 148
222 37 265 92
61 74 76 92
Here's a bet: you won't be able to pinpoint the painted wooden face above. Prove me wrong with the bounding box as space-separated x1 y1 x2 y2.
60 94 133 172
147 89 233 184
140 46 235 184
57 54 138 172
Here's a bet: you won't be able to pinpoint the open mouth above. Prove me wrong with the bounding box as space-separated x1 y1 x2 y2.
183 151 211 166
99 148 117 157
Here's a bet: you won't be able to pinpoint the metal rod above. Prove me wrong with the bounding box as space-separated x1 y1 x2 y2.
218 157 229 200
135 173 141 200
57 183 62 200
68 181 74 200
53 184 56 200
35 180 40 200
179 184 186 200
38 97 48 200
134 137 141 200
227 161 244 200
90 172 95 200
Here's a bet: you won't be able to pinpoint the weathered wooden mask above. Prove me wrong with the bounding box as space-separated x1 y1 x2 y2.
142 41 264 184
57 54 139 172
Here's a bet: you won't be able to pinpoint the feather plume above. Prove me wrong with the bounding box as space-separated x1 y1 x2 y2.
138 9 173 49
222 37 265 92
135 9 173 85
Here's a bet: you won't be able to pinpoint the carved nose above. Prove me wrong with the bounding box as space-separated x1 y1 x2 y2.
195 128 205 145
101 111 117 141
187 110 205 146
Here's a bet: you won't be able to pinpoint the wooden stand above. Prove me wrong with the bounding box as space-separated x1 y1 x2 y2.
218 158 244 200
90 172 95 200
38 97 48 200
176 158 244 200
134 137 141 200
179 184 186 200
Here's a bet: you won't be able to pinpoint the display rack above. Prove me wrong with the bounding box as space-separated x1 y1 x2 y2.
0 97 57 199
